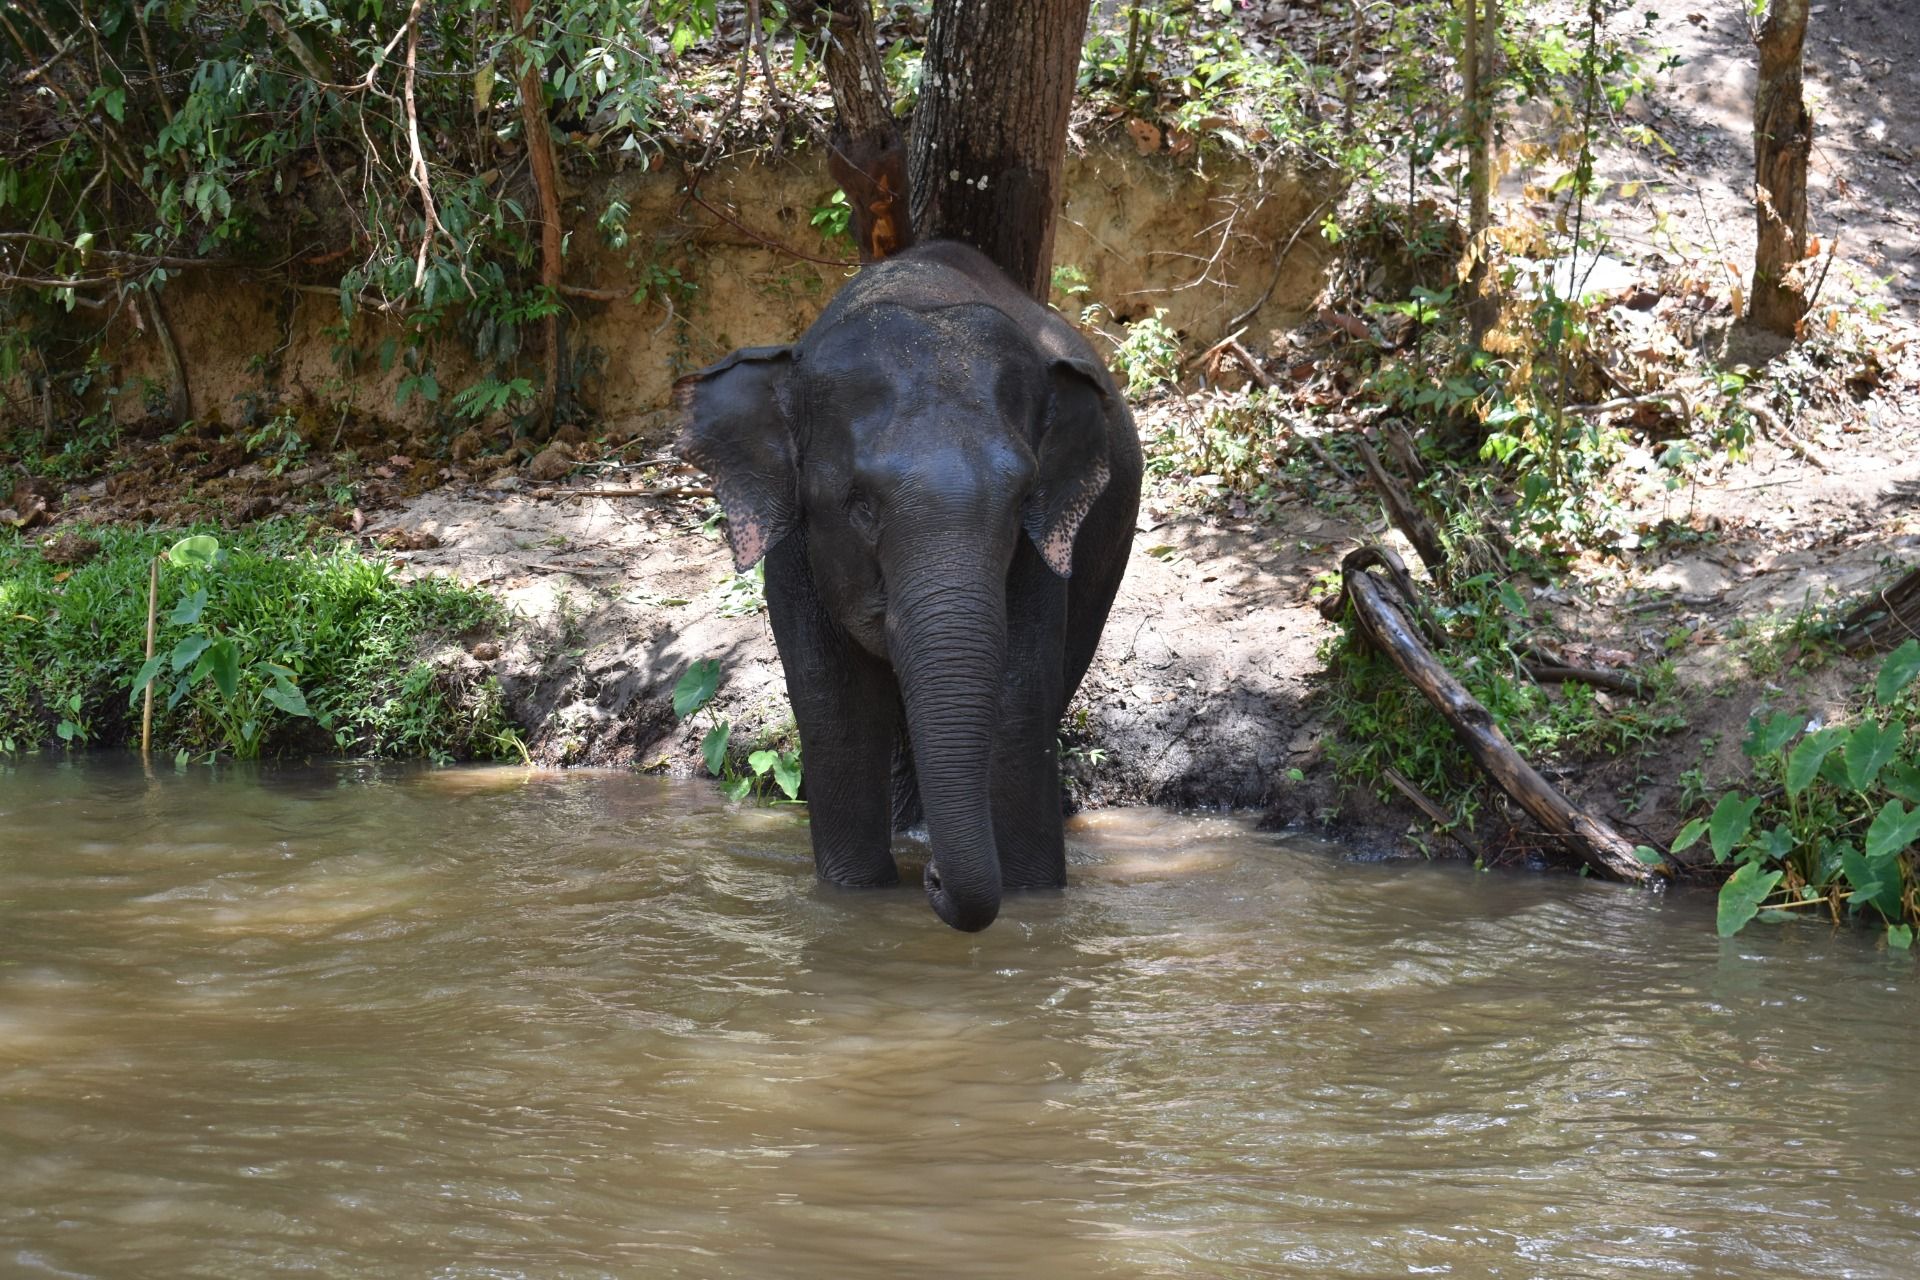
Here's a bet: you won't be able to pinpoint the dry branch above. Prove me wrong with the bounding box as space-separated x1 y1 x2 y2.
1337 546 1669 884
1837 565 1920 653
1354 437 1448 582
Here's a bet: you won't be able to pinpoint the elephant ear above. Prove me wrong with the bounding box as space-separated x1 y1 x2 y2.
1024 357 1114 578
675 346 797 571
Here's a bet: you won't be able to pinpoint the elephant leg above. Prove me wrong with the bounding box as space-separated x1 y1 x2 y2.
763 536 902 887
991 541 1071 890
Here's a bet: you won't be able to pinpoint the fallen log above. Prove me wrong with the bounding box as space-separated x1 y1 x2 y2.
1837 564 1920 654
1337 546 1670 885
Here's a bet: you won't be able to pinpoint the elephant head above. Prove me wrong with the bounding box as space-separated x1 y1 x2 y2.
676 295 1115 930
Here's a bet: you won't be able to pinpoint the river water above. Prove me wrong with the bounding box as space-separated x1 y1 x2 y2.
1 758 1914 1278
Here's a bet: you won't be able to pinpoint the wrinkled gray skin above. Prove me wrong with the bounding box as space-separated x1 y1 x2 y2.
677 242 1142 932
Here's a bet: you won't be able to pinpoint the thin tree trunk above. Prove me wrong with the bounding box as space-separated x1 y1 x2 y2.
909 0 1095 298
1750 0 1811 336
509 0 564 437
812 0 912 261
1463 0 1498 347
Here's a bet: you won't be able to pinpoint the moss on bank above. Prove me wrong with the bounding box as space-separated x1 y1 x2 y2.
0 522 520 762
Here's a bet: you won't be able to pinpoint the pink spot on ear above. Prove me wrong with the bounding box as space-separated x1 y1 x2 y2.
729 516 767 570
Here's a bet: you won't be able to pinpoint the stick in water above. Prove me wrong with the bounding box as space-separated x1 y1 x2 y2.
142 553 158 756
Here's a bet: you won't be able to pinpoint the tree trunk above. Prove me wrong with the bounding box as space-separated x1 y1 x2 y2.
908 0 1095 299
1462 0 1499 347
509 0 564 437
810 0 912 261
1750 0 1811 336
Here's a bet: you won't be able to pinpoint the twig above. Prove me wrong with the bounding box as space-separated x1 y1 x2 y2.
532 485 712 500
1562 389 1691 418
1744 395 1830 471
684 184 859 267
1383 767 1489 861
401 0 441 290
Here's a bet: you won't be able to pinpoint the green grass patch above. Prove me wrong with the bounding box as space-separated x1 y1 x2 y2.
1 521 521 762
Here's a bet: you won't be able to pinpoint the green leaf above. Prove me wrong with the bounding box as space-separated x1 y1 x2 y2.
201 637 240 699
1881 761 1920 805
1844 720 1904 791
127 653 168 705
168 586 208 626
262 675 311 718
166 534 220 570
1877 639 1920 705
1671 817 1709 852
1864 799 1920 863
722 775 752 802
673 659 721 719
1632 845 1666 866
1841 846 1902 920
1889 925 1915 951
1708 792 1762 863
701 719 731 778
1717 861 1783 937
55 721 74 742
1742 710 1802 759
169 633 212 673
748 748 778 777
772 750 802 801
1785 727 1846 798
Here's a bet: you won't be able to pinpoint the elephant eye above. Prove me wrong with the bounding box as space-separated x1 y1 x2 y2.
844 487 879 535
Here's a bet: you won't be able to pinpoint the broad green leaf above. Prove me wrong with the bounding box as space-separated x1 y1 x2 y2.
1708 792 1762 863
56 721 74 741
701 719 731 778
1881 761 1920 805
1632 845 1666 866
722 775 752 802
1841 847 1902 920
772 750 802 801
748 749 778 777
127 653 167 705
168 587 208 625
673 659 721 719
262 675 311 718
166 534 220 570
1742 710 1802 760
1670 817 1709 852
1845 720 1904 791
202 637 240 699
1864 799 1920 863
1878 639 1920 705
1717 861 1783 937
166 674 192 710
169 633 212 673
1889 925 1915 951
1785 727 1845 798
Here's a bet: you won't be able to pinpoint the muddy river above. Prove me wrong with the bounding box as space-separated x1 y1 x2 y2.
1 759 1914 1277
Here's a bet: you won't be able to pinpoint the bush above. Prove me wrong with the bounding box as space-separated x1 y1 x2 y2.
0 521 519 761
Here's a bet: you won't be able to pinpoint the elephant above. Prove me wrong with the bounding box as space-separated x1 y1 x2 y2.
676 241 1142 932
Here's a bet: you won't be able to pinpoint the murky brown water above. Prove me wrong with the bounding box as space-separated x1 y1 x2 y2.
2 758 1916 1278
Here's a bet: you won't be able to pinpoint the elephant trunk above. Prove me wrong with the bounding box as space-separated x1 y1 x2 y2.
885 544 1010 932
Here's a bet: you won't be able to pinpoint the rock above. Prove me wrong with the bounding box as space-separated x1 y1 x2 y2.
449 428 488 463
42 533 102 565
528 444 575 482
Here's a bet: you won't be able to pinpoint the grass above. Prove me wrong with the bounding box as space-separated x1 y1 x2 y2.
0 520 521 762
